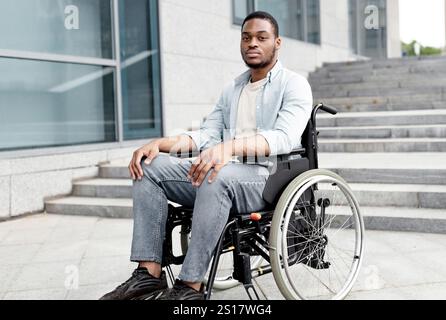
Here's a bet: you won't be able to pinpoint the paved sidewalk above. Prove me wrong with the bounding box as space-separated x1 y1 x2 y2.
1 213 446 300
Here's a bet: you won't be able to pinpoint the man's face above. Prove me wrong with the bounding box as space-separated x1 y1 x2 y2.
240 18 281 69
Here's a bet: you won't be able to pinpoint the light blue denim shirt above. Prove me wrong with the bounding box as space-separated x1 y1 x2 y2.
182 60 313 156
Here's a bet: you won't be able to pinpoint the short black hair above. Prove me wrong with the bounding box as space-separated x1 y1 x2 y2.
241 11 279 38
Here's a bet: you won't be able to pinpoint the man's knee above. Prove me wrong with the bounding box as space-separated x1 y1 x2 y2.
198 165 234 191
140 154 184 180
141 154 169 176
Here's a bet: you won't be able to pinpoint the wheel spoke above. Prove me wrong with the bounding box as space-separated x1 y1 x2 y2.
271 172 364 300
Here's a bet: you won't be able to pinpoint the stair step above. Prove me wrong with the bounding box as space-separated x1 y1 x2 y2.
317 95 446 110
318 124 446 139
319 56 446 72
45 197 133 219
316 101 445 113
319 152 446 169
311 78 446 93
100 161 131 179
311 74 446 85
311 62 446 80
318 138 446 152
313 86 445 99
319 152 446 185
73 178 132 198
310 67 446 83
332 183 446 209
328 167 446 185
329 206 446 234
317 110 446 127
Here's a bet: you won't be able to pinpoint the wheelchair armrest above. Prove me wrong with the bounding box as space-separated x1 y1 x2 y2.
235 148 306 165
169 150 200 158
170 148 306 163
276 148 306 162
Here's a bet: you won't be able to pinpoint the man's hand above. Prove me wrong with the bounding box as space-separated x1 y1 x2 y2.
188 141 233 187
128 141 160 180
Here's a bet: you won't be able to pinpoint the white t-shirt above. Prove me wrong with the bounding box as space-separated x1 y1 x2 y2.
235 77 268 139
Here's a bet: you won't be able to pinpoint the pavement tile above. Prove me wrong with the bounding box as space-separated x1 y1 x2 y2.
0 214 61 231
363 251 446 288
211 283 258 300
0 244 41 266
83 237 132 259
252 273 286 300
32 240 89 263
396 282 446 300
66 283 121 300
403 250 446 282
78 256 135 287
347 287 409 300
0 229 10 242
52 215 98 229
371 230 446 253
1 227 52 245
11 260 80 292
0 265 23 294
3 288 68 300
45 226 94 243
414 232 446 250
361 232 398 255
89 218 133 240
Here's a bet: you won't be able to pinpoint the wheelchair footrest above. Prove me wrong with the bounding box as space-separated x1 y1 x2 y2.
243 283 261 300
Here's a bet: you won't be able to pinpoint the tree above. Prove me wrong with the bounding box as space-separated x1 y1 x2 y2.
401 40 442 56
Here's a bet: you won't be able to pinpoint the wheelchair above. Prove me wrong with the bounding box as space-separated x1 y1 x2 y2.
161 103 365 300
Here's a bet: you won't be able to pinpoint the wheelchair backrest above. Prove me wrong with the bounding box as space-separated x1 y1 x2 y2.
301 118 317 170
262 116 318 205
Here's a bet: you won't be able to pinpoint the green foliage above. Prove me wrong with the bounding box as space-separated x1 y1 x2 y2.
421 46 443 55
401 40 442 56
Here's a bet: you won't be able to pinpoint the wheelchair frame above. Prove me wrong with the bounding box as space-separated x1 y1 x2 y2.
161 103 342 300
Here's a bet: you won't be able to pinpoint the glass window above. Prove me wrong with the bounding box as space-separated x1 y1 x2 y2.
234 0 320 44
349 0 358 53
0 0 113 59
0 58 115 150
306 0 321 44
119 0 162 140
233 0 250 24
255 0 303 40
349 0 387 58
0 0 163 151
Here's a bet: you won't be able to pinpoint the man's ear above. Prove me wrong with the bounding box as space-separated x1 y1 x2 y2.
275 37 282 50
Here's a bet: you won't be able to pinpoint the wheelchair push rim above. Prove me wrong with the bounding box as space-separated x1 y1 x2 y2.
270 169 365 300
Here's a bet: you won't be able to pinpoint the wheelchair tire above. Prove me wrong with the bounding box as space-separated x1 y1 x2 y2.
180 225 264 290
269 169 364 300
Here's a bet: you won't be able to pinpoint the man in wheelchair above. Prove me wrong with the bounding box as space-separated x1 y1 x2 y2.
101 11 325 300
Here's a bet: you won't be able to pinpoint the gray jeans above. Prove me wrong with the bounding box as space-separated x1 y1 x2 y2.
130 153 270 282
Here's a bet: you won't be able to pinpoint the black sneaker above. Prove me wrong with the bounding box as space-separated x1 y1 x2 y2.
156 279 205 300
99 267 167 300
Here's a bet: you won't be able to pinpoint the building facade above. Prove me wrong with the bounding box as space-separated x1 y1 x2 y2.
0 0 400 219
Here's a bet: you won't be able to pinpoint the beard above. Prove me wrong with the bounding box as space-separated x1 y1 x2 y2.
243 47 277 69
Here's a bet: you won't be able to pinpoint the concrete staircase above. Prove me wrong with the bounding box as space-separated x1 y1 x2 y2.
310 55 446 232
46 56 446 233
